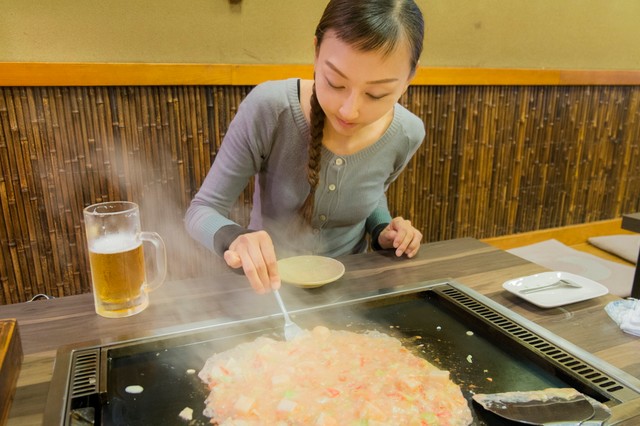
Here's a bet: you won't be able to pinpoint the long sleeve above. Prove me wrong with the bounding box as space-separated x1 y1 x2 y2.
184 83 281 252
365 195 392 234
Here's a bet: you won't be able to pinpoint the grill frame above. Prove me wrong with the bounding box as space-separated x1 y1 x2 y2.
69 350 99 398
436 286 639 402
44 279 640 425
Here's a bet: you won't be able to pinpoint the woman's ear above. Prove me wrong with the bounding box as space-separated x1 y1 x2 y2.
401 77 412 95
313 36 320 58
403 66 418 93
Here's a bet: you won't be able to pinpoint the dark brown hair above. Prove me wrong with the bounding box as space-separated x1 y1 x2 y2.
299 0 425 224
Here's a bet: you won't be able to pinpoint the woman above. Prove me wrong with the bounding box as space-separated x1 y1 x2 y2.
186 0 425 293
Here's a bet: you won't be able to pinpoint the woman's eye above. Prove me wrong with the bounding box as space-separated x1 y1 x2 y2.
326 79 344 90
367 93 387 100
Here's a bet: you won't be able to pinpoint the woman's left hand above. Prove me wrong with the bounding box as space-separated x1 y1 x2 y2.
377 216 423 258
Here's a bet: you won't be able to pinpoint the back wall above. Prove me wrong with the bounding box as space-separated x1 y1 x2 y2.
1 0 639 69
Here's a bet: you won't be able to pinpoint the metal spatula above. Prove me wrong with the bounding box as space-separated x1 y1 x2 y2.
273 290 303 341
472 388 595 425
581 395 612 426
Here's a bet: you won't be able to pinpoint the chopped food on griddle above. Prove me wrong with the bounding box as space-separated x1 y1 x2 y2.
199 326 472 425
124 385 144 394
178 406 194 421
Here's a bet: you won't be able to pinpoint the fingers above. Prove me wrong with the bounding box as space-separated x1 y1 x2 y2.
388 217 423 258
226 231 281 294
223 250 242 268
259 237 281 291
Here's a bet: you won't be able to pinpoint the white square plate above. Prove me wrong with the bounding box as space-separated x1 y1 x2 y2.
502 271 609 308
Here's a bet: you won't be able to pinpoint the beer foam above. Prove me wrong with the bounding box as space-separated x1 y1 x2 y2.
91 234 141 254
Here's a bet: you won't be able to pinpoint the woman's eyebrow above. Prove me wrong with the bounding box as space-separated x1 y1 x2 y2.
325 60 399 85
325 61 348 79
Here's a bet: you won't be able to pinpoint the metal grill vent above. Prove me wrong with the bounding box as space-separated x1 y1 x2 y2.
439 287 626 397
70 349 100 398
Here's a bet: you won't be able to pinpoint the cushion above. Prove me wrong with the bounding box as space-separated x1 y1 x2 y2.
587 234 640 265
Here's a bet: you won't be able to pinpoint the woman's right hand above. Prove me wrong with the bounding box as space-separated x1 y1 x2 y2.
223 230 281 294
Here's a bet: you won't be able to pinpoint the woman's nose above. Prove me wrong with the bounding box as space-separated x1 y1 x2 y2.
339 93 360 121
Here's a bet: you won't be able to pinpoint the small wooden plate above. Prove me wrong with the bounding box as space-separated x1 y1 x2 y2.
278 255 345 288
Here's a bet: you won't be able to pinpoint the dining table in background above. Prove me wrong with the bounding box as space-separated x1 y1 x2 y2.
2 237 639 425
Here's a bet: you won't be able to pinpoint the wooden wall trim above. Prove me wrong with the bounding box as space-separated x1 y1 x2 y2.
1 62 640 86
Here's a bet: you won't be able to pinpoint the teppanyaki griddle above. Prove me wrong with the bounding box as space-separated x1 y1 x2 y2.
44 280 640 425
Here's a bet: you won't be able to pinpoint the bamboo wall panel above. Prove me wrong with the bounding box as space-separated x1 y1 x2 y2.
1 85 639 304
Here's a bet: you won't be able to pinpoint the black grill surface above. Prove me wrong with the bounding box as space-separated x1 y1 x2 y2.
47 282 640 425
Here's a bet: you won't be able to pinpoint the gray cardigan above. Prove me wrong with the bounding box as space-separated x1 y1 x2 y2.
185 78 425 258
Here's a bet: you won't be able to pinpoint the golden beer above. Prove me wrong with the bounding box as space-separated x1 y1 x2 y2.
84 201 166 318
89 234 148 317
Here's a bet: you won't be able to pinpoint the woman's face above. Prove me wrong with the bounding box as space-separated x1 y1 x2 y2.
314 31 414 138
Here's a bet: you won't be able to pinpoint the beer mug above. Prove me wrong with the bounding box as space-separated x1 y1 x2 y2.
83 201 167 318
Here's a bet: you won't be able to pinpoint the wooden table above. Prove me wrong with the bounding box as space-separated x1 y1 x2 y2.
2 238 639 425
622 212 640 298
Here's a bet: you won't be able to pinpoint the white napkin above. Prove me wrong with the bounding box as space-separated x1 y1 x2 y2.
605 298 640 337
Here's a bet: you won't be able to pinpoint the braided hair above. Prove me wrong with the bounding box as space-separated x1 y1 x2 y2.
299 85 325 224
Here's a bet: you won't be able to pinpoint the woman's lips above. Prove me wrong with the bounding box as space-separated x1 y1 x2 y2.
335 117 357 129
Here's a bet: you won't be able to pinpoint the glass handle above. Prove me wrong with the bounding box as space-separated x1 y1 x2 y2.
140 231 167 291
